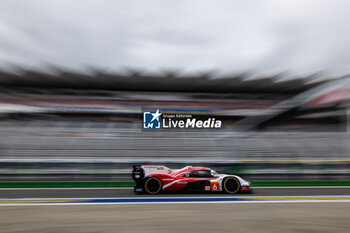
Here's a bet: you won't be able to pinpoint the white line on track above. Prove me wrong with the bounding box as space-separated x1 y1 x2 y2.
1 198 350 206
0 195 348 202
2 200 350 206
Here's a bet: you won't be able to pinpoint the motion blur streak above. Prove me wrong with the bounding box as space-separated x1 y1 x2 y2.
1 68 350 183
1 196 350 206
1 203 350 233
1 1 350 233
1 187 350 198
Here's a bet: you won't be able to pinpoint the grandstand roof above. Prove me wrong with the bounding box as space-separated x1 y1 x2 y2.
0 67 345 93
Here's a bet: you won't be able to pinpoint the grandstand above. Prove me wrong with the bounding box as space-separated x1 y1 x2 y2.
0 67 350 180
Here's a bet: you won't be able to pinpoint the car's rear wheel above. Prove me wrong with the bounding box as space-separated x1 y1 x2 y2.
144 177 162 195
223 177 240 194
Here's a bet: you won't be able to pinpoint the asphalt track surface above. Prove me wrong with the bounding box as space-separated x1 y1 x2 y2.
2 187 350 233
1 186 350 198
1 203 350 233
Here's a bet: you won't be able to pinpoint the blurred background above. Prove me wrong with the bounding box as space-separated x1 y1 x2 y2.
1 0 350 186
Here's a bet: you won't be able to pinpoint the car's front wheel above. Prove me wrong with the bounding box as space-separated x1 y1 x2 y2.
144 177 162 195
223 177 240 194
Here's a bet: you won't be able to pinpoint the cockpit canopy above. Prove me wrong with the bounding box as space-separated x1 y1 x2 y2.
182 169 218 178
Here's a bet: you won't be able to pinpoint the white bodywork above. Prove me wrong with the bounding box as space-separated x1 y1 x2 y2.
140 165 172 177
213 174 251 191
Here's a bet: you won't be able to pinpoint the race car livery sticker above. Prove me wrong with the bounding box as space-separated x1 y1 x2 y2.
210 180 221 191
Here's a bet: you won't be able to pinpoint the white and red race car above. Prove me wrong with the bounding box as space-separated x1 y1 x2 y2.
132 165 251 195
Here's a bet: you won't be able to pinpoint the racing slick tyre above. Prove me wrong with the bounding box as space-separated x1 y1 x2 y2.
223 177 240 194
144 177 162 195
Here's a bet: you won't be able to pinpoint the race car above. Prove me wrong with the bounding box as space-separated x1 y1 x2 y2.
132 165 251 194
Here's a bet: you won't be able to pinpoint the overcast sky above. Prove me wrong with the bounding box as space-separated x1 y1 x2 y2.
0 0 349 75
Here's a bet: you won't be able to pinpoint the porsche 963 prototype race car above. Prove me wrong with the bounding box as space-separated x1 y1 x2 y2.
132 165 251 194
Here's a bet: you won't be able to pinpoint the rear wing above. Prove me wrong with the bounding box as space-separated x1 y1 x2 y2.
132 165 172 181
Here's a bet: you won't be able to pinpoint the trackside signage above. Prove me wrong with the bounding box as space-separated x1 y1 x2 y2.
143 109 222 130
